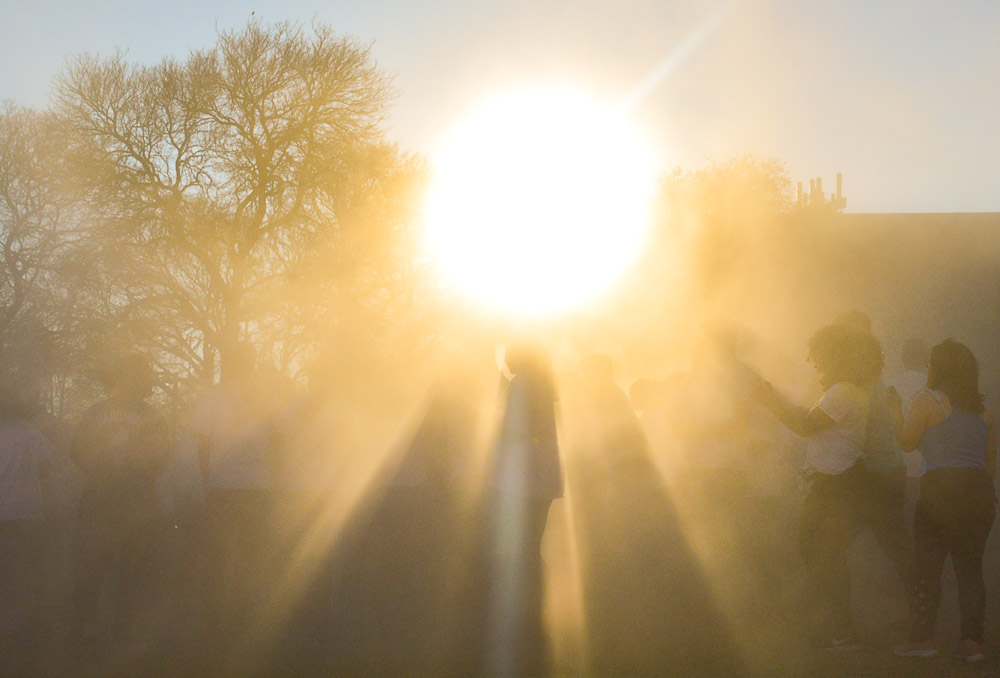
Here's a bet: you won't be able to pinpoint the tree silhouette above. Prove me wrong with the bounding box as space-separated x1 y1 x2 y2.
0 104 74 396
53 21 408 394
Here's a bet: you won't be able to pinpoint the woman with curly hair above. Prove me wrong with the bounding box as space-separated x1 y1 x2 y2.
753 323 884 649
890 340 997 662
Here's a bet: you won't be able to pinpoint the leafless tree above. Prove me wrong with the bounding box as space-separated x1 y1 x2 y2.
54 21 409 397
0 104 76 392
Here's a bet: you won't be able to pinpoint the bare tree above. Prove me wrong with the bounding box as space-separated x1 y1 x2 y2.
273 141 442 392
0 104 75 387
54 20 402 393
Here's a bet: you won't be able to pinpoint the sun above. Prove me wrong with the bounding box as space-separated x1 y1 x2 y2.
424 87 657 317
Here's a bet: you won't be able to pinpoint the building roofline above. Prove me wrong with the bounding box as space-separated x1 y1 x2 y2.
842 212 1000 217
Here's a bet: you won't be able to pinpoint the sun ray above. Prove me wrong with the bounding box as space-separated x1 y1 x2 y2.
621 0 738 112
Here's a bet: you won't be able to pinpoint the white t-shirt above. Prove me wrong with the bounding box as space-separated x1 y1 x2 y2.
189 384 269 490
804 382 868 475
0 421 53 521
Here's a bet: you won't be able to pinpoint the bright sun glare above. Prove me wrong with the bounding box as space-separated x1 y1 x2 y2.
424 88 657 317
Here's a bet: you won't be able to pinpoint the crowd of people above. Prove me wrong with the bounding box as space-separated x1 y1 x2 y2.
0 311 996 676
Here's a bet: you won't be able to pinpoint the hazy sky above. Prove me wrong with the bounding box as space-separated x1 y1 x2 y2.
2 0 998 212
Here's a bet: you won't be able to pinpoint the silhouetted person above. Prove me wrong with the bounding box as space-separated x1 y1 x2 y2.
190 342 275 656
157 422 210 662
308 351 497 676
561 352 742 675
754 323 883 649
889 338 930 415
669 334 781 635
887 338 930 479
576 353 648 468
70 354 170 651
33 388 82 652
890 340 996 662
834 311 914 596
485 342 562 677
0 369 53 667
673 338 756 524
368 362 492 674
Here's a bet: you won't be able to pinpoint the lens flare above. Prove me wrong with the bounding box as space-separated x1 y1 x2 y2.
424 88 656 317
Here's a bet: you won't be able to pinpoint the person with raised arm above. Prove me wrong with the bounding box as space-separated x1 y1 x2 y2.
753 323 883 650
71 354 170 650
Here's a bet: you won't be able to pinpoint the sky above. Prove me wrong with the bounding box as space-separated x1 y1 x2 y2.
1 0 998 213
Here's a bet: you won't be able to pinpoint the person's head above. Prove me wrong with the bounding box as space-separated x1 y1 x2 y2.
833 309 872 334
105 354 156 401
927 339 984 414
901 338 929 373
504 342 557 403
808 323 883 388
504 342 550 378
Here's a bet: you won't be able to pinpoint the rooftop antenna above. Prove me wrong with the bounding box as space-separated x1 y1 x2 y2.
798 174 846 211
